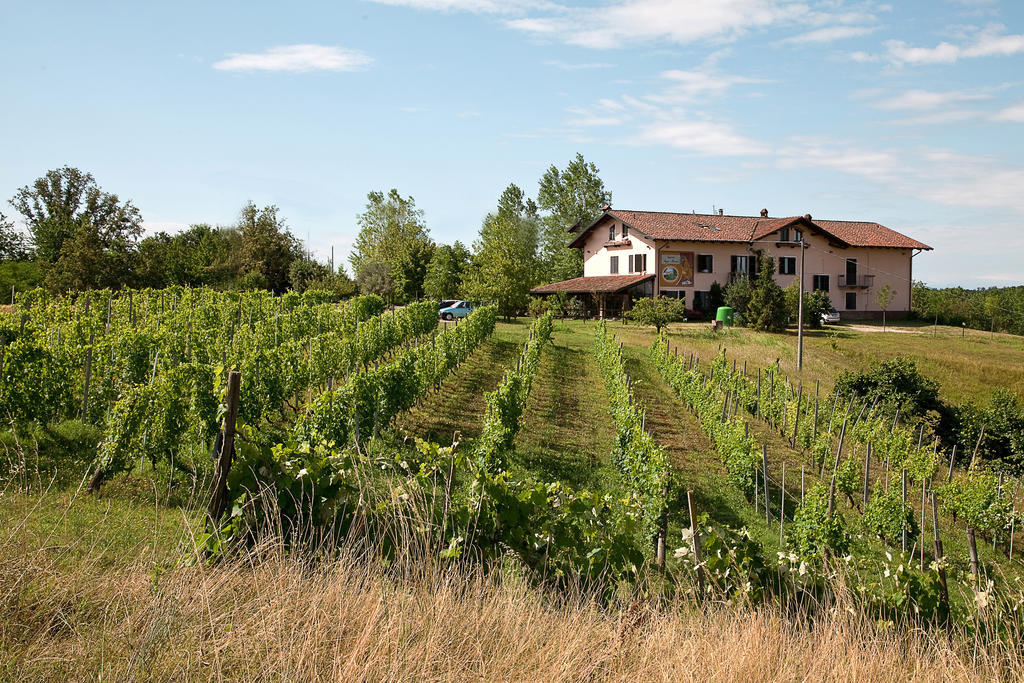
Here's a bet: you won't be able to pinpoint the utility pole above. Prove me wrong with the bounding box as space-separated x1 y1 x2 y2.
797 238 806 371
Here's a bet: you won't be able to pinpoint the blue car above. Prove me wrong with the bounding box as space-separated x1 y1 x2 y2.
439 300 473 320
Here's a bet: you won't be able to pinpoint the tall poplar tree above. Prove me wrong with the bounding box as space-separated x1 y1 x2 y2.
464 184 540 320
536 153 612 282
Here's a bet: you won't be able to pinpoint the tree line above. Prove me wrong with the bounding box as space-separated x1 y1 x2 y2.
912 282 1024 336
1 154 611 310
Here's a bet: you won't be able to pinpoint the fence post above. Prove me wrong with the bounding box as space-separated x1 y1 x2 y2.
801 465 805 506
901 469 908 553
792 390 801 447
762 445 770 524
81 331 94 419
931 491 949 629
947 444 957 484
208 370 242 526
967 526 980 587
863 443 871 508
779 462 786 546
687 490 703 595
921 480 927 570
656 482 669 569
827 420 847 518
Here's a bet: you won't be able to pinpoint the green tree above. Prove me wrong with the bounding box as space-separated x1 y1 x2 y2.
984 292 1001 336
356 260 397 300
0 212 30 261
746 254 787 332
288 258 332 293
536 153 612 282
708 281 725 313
350 189 434 303
45 218 138 291
9 166 142 266
423 241 470 300
236 202 301 292
464 183 540 320
626 295 687 333
723 276 753 318
137 224 238 288
876 284 895 330
785 281 831 329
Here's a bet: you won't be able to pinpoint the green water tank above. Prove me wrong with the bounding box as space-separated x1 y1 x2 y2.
716 306 734 326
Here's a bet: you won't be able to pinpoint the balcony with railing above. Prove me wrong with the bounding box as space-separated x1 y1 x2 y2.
838 274 875 288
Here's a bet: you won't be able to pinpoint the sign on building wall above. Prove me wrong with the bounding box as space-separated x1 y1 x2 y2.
659 251 694 287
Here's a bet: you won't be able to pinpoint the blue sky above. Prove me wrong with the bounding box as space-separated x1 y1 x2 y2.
2 0 1023 287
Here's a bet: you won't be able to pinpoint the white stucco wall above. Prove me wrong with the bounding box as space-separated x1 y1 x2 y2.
580 218 656 277
578 221 917 314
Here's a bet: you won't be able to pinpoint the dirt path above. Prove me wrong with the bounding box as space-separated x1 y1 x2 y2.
395 334 524 445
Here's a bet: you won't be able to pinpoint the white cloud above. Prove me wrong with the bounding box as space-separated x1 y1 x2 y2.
781 25 877 44
213 45 373 72
544 60 615 70
993 101 1024 122
777 139 1024 212
884 23 1024 65
646 69 771 104
888 110 983 125
370 0 880 50
634 118 769 155
366 0 531 11
561 67 770 155
849 50 879 62
873 89 992 110
507 0 811 49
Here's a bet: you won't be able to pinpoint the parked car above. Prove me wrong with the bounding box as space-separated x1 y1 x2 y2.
438 299 459 310
821 308 841 325
439 300 474 320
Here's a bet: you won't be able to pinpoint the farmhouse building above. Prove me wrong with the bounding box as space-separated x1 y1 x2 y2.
531 207 931 320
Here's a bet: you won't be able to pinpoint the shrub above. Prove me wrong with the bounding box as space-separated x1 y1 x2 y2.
836 456 862 507
724 277 752 317
785 282 831 329
527 297 551 318
863 486 917 546
626 296 686 333
791 483 849 558
834 357 941 418
564 297 586 320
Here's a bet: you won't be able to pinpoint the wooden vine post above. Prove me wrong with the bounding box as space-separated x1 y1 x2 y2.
901 469 908 553
863 442 871 508
762 444 770 523
656 481 669 570
687 490 703 594
930 491 949 629
826 420 847 519
208 370 242 526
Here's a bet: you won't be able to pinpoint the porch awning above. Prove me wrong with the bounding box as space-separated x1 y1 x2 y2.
530 273 654 295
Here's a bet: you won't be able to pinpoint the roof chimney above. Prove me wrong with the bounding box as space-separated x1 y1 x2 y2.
718 208 724 216
804 213 812 220
600 204 611 211
760 208 768 218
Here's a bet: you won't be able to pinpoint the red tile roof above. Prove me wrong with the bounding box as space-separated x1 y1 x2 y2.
571 210 931 250
531 273 654 295
804 219 930 249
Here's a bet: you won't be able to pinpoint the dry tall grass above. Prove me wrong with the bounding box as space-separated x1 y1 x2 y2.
3 525 1019 682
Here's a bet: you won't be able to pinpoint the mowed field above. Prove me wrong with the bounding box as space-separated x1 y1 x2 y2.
3 317 1024 679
